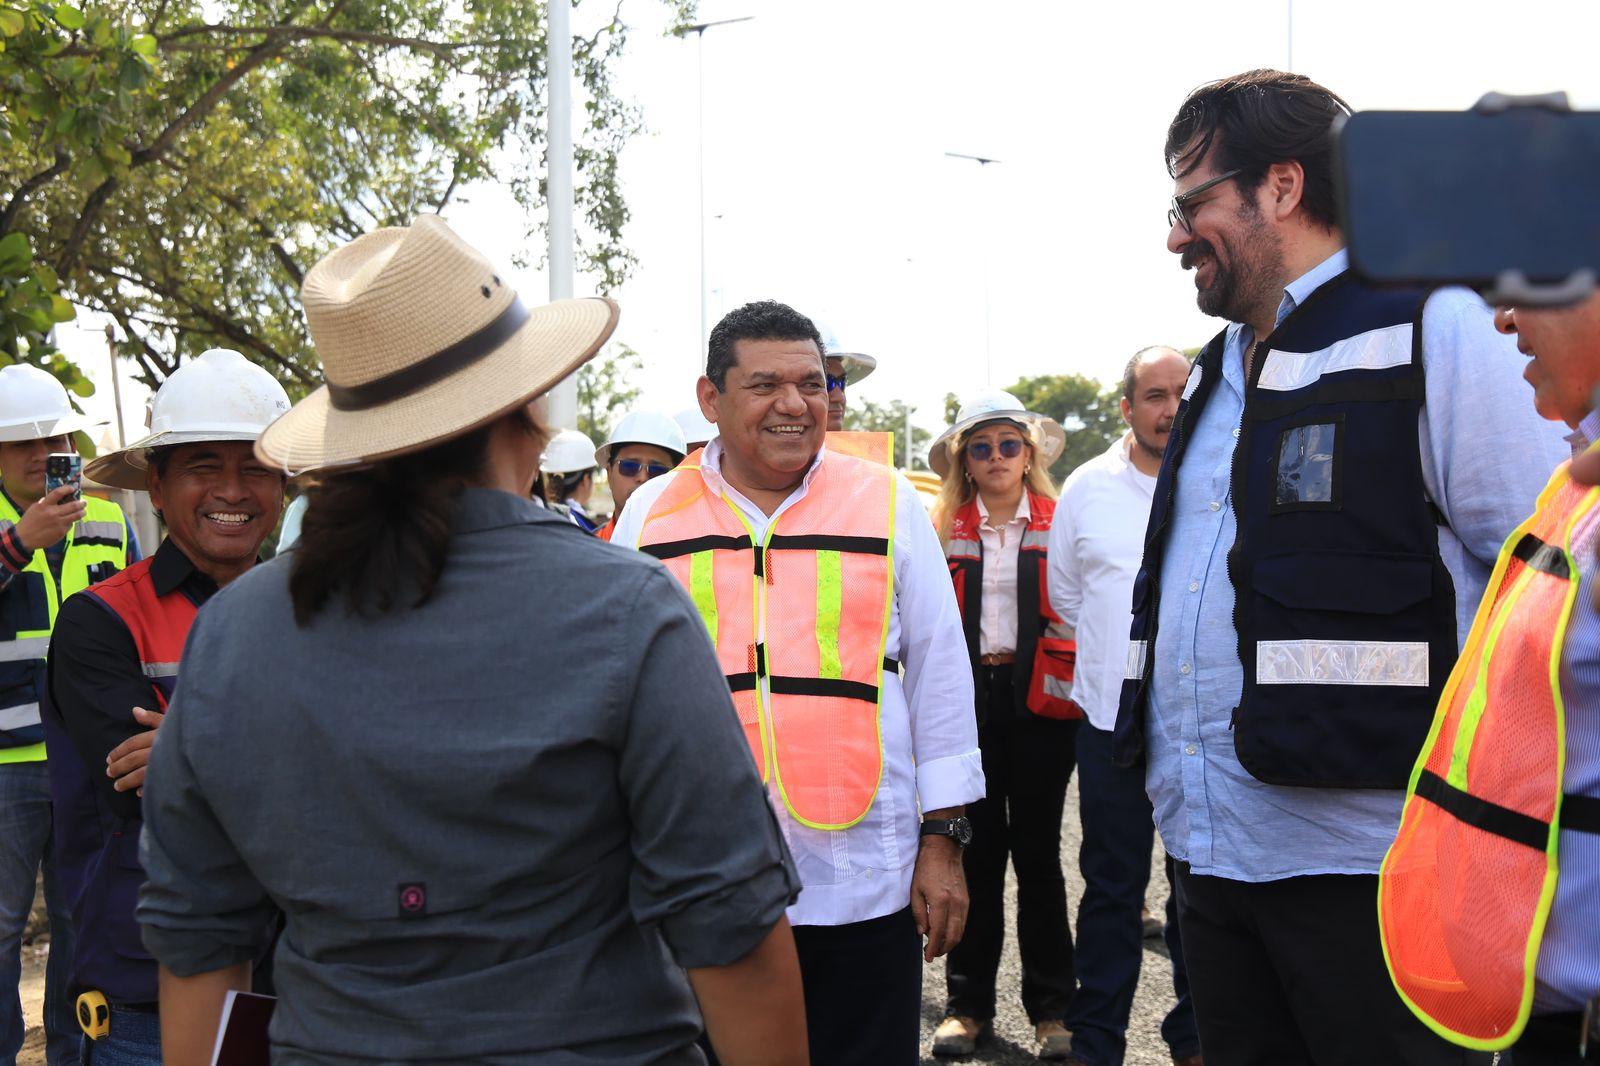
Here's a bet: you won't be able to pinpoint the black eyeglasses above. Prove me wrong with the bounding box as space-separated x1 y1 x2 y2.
826 373 847 392
967 438 1025 461
614 458 671 479
1167 169 1241 232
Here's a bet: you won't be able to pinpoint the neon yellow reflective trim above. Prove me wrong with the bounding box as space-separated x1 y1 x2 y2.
815 550 843 680
0 743 46 764
689 550 718 646
720 496 772 785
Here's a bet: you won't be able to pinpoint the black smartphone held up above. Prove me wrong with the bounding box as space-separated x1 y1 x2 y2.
44 453 82 502
1337 96 1600 305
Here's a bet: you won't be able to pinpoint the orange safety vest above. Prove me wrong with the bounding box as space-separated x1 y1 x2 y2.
944 494 1081 720
638 447 896 830
826 430 893 466
595 518 614 542
1380 459 1600 1050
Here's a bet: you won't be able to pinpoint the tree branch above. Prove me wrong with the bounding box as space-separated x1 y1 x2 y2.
153 23 523 55
1 150 71 233
57 177 119 278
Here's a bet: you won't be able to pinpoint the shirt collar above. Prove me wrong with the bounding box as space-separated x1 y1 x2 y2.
453 486 563 534
975 491 1031 526
150 537 216 600
1276 247 1349 329
1570 408 1600 455
698 437 827 503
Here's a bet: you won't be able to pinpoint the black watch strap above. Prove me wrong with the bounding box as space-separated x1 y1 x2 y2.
920 816 972 847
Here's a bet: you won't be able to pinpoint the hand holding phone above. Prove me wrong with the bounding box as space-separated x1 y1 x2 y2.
45 453 82 502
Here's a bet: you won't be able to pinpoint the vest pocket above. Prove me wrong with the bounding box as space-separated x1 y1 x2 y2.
1268 416 1344 514
1253 551 1432 616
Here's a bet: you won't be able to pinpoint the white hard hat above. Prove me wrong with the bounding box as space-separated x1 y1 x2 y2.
0 364 94 443
84 348 293 490
927 389 1066 478
816 321 877 385
596 409 687 467
541 428 600 475
674 406 718 448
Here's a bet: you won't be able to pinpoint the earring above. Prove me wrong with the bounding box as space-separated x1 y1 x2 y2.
1024 464 1031 475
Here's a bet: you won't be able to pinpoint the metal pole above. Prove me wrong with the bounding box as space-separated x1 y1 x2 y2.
1286 0 1294 71
944 152 1002 386
103 323 126 447
697 30 707 357
546 0 577 429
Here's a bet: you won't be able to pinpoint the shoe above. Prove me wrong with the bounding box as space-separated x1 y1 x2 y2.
1171 1056 1204 1066
931 1015 985 1057
1035 1020 1073 1060
1141 902 1163 939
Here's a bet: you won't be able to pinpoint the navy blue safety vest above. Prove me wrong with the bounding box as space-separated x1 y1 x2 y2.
1113 272 1458 789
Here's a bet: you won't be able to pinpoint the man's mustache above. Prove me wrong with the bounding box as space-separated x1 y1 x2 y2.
1181 240 1217 271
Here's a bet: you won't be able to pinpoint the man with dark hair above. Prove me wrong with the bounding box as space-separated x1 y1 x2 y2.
1051 346 1199 1066
1116 69 1567 1063
612 300 982 1065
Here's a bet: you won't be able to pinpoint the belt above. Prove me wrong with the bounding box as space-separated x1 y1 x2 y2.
979 652 1015 667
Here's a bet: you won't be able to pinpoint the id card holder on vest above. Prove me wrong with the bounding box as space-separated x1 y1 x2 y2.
1269 414 1343 513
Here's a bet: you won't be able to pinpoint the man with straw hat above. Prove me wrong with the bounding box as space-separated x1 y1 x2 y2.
40 347 289 1063
132 216 807 1065
0 364 132 1066
611 299 982 1066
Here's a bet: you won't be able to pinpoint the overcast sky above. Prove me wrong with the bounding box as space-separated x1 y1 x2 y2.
65 0 1600 446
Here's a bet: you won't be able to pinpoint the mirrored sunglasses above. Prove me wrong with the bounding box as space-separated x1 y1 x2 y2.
826 373 848 392
615 458 671 479
967 438 1025 461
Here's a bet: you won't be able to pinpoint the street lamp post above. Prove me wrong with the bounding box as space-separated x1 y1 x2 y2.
681 16 752 358
945 151 1002 385
546 0 577 429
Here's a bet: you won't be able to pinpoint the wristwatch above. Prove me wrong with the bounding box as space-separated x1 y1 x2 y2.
920 816 973 848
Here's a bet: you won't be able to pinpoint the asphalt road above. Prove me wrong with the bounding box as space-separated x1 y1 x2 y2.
918 775 1182 1066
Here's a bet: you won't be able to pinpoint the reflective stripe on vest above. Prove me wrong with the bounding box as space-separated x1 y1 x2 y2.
826 431 893 467
1379 461 1600 1050
639 449 896 830
0 493 128 756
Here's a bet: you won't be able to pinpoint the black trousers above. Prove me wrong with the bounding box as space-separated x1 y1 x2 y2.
1172 862 1494 1066
1512 1012 1599 1065
944 665 1079 1024
699 908 923 1066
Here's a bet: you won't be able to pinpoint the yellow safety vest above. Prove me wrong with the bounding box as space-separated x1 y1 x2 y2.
1379 457 1600 1049
0 490 129 762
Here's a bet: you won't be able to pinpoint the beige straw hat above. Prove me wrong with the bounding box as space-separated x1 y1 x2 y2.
256 215 619 473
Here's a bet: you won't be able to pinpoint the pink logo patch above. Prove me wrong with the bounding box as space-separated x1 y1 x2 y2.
398 883 427 916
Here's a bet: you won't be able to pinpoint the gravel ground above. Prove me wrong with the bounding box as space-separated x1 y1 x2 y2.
919 775 1182 1066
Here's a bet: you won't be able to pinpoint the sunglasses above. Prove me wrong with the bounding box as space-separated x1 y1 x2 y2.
826 373 848 392
614 458 671 479
967 438 1026 461
1167 168 1241 232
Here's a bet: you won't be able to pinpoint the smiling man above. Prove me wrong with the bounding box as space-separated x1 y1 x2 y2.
610 301 982 1066
40 349 288 1065
1114 70 1568 1065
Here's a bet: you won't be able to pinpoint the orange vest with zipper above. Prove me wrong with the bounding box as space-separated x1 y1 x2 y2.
637 447 896 830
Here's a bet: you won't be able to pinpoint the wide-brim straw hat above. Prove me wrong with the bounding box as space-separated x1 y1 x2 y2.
927 389 1066 478
256 215 619 473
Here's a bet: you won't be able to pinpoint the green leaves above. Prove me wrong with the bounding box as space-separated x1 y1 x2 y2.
49 4 80 30
0 9 24 37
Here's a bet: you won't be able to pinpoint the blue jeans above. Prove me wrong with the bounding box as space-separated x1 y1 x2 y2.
1064 724 1200 1066
78 1007 159 1066
0 761 80 1066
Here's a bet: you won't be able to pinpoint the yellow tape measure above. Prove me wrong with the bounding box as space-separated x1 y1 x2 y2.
75 990 108 1040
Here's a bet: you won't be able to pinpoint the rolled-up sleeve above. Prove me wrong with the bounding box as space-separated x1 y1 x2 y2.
892 476 983 811
616 567 799 969
137 637 277 975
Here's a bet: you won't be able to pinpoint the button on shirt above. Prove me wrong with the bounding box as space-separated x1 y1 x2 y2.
1147 249 1570 882
976 493 1029 657
612 441 984 927
1047 433 1156 730
1538 409 1600 1013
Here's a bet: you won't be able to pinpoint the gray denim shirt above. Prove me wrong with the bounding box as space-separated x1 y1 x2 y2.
138 488 797 1064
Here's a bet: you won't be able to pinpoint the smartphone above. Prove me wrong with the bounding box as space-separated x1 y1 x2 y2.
1337 103 1600 301
45 453 82 501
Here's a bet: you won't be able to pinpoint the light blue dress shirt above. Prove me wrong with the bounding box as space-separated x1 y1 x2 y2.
1146 249 1570 881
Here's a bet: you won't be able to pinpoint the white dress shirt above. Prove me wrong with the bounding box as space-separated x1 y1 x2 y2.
975 493 1030 656
611 440 984 927
1047 433 1156 730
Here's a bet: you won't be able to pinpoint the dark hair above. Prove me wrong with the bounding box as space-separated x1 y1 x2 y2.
146 446 175 479
705 300 825 391
1165 69 1350 231
1122 345 1185 403
288 409 541 625
545 468 592 503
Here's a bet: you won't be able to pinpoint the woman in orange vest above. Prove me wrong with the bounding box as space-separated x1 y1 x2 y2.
926 390 1081 1060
